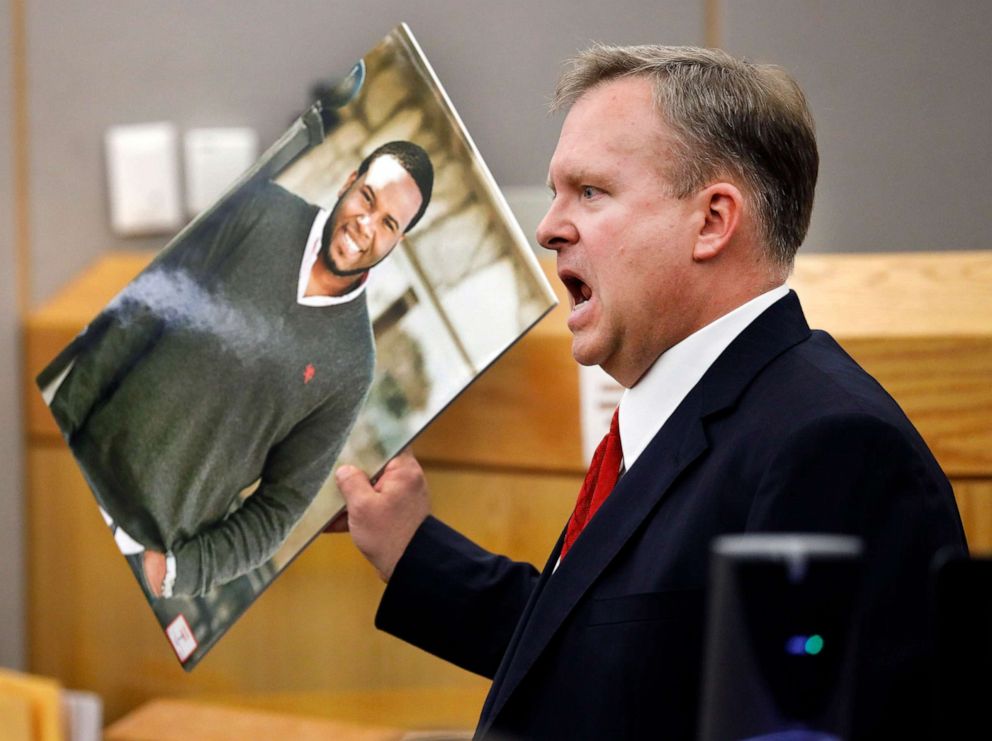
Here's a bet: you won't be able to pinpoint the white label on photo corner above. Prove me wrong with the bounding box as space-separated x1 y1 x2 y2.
166 614 198 663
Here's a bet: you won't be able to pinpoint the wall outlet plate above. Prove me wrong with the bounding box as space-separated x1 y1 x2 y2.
105 122 183 236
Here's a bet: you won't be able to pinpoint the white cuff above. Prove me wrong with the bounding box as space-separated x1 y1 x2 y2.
162 551 177 598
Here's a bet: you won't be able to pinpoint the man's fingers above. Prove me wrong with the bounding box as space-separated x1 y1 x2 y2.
374 450 424 491
326 453 430 582
335 464 374 502
143 551 166 597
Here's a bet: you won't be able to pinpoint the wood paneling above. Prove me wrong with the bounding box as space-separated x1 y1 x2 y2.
25 441 572 723
104 698 406 741
26 252 992 477
22 250 992 725
24 251 151 439
791 252 992 337
200 686 489 732
839 336 992 476
953 481 992 555
791 252 992 478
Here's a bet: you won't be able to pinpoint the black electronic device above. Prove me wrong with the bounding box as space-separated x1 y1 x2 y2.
699 534 864 741
930 552 992 739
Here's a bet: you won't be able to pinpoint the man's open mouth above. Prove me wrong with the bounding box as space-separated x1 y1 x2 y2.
342 230 364 256
562 275 592 308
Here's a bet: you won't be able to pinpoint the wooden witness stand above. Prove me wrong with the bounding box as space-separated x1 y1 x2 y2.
22 250 992 734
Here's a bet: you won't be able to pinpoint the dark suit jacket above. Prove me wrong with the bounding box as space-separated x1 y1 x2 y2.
376 292 967 739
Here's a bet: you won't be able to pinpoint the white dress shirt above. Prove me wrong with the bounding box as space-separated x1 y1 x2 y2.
618 285 790 469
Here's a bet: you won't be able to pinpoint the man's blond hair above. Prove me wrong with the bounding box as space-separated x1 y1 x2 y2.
553 44 818 267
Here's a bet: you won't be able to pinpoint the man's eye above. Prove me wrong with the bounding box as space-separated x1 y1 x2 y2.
581 186 601 199
362 189 373 203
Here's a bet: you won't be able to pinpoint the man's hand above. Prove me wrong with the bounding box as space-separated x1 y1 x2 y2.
331 449 431 582
142 550 167 597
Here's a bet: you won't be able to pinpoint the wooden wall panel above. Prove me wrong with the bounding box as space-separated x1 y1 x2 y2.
23 250 992 726
840 337 992 476
26 441 574 723
952 480 992 555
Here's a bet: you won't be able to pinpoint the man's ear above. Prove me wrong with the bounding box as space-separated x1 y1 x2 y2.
692 182 744 262
338 170 359 198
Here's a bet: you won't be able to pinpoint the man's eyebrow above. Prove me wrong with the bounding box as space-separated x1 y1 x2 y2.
546 166 604 193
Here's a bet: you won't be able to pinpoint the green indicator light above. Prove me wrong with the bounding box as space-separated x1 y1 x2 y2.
805 634 824 655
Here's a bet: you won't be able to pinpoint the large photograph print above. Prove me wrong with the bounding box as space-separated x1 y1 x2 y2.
36 24 556 669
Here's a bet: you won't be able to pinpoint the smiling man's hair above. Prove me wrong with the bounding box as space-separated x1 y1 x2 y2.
552 45 818 267
356 141 434 232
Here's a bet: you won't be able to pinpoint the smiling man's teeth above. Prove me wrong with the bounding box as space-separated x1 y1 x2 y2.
343 233 361 255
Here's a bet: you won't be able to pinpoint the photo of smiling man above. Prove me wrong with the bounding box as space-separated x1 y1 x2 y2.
38 140 434 601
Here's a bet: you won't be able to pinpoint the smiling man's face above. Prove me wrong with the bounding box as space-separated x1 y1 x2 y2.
323 154 423 276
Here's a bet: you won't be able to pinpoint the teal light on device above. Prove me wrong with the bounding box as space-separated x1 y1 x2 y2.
785 633 825 656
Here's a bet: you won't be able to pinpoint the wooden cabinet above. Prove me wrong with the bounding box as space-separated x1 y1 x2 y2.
23 250 992 725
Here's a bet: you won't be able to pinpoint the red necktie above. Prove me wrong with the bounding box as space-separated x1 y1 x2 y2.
560 408 623 559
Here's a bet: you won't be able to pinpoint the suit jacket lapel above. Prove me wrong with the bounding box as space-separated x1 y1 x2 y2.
478 292 812 735
477 400 711 734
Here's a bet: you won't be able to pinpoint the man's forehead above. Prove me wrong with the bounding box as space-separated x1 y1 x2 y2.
548 77 672 183
365 154 415 188
565 77 661 139
359 153 423 233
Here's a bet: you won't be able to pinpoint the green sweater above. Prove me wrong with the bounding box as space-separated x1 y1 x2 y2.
42 181 374 597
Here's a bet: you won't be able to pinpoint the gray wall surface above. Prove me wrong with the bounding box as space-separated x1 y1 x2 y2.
26 0 703 303
725 0 992 254
0 6 25 669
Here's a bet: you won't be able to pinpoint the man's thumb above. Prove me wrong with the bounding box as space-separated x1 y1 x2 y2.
334 464 371 502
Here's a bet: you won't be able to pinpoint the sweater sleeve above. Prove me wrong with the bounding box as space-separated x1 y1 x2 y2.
42 181 280 438
170 344 374 597
47 299 164 438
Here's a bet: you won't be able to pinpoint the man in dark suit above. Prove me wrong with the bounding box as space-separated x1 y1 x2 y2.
331 45 966 738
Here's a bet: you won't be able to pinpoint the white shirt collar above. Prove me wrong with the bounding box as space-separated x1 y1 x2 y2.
618 285 790 469
296 207 368 306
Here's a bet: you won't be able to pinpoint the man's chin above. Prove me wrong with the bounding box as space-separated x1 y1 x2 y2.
570 339 604 369
329 262 371 278
323 251 371 278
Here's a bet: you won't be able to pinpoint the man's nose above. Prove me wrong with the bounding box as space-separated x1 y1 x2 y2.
357 213 373 237
536 200 577 252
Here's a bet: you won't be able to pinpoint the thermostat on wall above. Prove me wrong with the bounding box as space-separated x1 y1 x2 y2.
104 122 183 236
